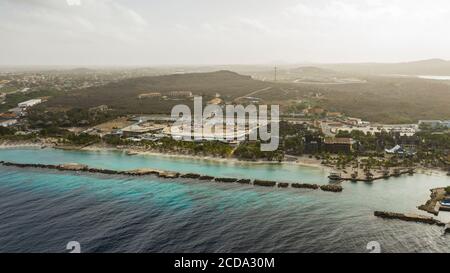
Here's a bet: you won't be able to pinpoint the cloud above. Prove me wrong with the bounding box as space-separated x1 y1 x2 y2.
1 0 149 44
1 0 450 65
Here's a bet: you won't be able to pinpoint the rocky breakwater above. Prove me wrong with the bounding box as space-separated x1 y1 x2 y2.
291 183 320 190
418 188 447 216
253 180 277 187
374 211 445 226
125 168 180 179
320 184 343 192
0 161 344 193
214 177 238 183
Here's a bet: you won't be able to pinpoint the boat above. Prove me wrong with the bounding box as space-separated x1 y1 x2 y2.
328 172 342 181
440 199 450 207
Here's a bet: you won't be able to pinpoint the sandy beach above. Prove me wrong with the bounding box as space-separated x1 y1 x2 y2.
80 143 330 170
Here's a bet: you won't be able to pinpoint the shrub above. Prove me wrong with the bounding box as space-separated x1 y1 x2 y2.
445 186 450 195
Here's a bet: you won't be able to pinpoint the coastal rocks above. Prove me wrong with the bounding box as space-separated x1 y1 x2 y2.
158 171 180 179
374 211 445 226
181 173 202 179
0 161 346 194
253 180 277 187
418 188 446 216
215 177 238 183
89 168 121 175
58 163 88 171
125 168 160 176
320 184 343 192
291 183 319 190
199 175 215 181
237 179 251 184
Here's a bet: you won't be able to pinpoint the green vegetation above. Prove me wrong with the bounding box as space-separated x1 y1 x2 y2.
44 71 272 115
279 121 323 156
27 107 119 128
105 136 234 158
318 77 450 123
65 133 100 145
0 89 60 112
39 70 450 124
445 186 450 195
234 141 284 162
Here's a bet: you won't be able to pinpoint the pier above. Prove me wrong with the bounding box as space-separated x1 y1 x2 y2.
338 168 415 182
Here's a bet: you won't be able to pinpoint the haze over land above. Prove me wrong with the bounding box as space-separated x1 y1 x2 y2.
1 0 450 66
2 0 450 124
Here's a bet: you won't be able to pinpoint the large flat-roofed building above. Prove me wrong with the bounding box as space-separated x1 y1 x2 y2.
138 92 161 99
324 137 356 154
18 99 42 109
167 91 193 97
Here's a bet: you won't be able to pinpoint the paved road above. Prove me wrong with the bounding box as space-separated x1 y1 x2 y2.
234 86 272 102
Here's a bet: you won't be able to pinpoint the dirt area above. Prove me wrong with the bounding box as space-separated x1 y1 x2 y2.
94 117 135 132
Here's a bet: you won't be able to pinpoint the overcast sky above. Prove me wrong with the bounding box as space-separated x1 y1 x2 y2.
1 0 450 66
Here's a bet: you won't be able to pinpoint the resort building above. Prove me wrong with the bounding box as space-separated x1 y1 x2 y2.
167 91 193 97
138 92 162 99
18 99 42 109
323 137 356 154
418 120 448 129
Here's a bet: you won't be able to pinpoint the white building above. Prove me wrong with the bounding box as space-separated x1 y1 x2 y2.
418 120 450 129
0 119 17 127
18 99 42 109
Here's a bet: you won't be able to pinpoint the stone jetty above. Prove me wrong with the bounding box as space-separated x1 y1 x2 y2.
374 211 445 226
253 180 277 187
0 161 343 193
320 184 343 192
215 177 238 183
291 183 319 190
237 179 251 184
199 175 215 181
181 173 202 179
418 188 447 216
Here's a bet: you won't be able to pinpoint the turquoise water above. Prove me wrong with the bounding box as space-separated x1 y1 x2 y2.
0 148 329 184
0 148 450 253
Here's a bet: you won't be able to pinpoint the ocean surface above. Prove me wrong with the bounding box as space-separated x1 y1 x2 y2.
0 148 450 253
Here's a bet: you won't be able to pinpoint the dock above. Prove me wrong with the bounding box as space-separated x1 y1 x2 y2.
339 168 414 182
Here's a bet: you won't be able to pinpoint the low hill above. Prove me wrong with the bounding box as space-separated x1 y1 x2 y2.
41 69 450 124
43 71 274 114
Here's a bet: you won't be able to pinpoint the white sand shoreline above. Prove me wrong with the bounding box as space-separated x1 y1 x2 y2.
0 141 329 170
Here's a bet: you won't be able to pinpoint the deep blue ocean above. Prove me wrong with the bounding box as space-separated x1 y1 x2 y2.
0 148 450 253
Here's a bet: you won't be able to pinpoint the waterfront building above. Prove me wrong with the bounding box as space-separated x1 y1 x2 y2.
324 137 356 154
